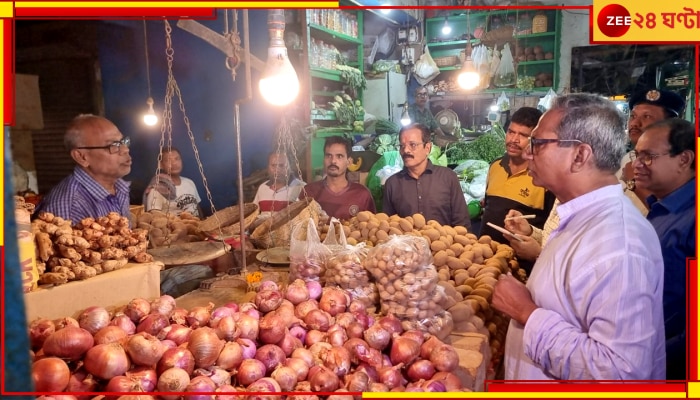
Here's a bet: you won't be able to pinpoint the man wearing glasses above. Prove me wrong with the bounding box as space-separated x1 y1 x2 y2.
491 94 665 380
383 123 470 229
407 86 446 136
35 114 132 223
633 118 695 380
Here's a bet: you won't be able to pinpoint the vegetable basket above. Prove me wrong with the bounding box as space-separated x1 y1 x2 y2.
434 55 458 67
199 203 259 240
250 198 322 249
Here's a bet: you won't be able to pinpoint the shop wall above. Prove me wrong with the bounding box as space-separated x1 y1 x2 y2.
97 12 284 214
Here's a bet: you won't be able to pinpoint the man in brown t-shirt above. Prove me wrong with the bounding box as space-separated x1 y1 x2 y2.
301 136 376 220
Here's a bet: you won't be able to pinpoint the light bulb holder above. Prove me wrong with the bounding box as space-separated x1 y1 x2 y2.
400 103 411 126
143 97 158 126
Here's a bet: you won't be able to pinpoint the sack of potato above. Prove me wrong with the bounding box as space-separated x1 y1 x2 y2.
364 235 452 339
289 217 330 283
136 210 203 248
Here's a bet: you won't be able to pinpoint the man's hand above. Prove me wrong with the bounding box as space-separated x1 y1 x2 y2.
492 274 538 325
506 234 541 261
504 209 533 236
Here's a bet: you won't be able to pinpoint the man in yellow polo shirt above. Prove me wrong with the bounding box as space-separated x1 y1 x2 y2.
480 107 554 273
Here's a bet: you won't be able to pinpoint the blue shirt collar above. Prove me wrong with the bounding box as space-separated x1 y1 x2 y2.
646 177 696 213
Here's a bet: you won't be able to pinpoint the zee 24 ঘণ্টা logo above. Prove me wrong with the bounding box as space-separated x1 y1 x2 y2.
597 3 633 37
596 2 700 42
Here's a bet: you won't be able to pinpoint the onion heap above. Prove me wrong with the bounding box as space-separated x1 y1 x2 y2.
28 285 468 396
364 235 454 339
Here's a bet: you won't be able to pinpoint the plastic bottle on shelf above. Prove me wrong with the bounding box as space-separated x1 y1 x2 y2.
322 43 331 69
320 9 327 28
330 45 339 69
310 38 319 67
350 15 357 38
517 12 532 35
334 10 341 33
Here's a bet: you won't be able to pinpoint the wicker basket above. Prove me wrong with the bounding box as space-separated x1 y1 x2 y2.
250 198 322 249
434 55 458 67
199 203 259 239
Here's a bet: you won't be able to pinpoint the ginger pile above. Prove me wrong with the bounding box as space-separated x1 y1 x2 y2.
136 210 203 248
32 211 152 286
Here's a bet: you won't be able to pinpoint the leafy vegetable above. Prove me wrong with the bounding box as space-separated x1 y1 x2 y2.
374 118 400 136
428 144 448 166
445 126 506 165
369 134 398 155
335 65 367 91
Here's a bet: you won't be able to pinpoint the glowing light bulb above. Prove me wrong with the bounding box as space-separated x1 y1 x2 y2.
457 58 480 90
143 97 158 126
400 104 411 126
259 9 300 106
442 20 452 35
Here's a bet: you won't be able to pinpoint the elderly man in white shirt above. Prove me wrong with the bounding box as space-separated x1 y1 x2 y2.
253 152 305 216
492 93 665 381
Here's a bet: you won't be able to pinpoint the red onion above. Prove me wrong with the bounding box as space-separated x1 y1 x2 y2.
304 330 327 347
402 329 427 346
239 303 260 320
195 366 231 388
105 375 140 392
306 280 322 300
36 396 79 400
381 354 392 367
78 306 110 335
343 338 380 367
157 347 196 375
348 299 366 315
126 332 166 367
186 375 217 400
258 313 286 344
32 357 70 392
334 313 356 329
277 329 303 356
323 346 351 377
355 363 379 383
420 335 442 359
42 326 94 360
289 325 307 343
110 314 136 335
215 316 240 342
83 342 131 380
236 338 257 360
157 367 191 400
161 339 177 350
309 365 340 392
406 359 435 381
233 313 259 340
390 336 420 365
93 325 128 345
294 299 319 319
421 379 447 392
429 344 459 372
247 377 282 399
136 313 169 336
319 287 350 316
29 318 55 350
216 341 244 370
210 306 236 328
124 298 151 323
344 370 370 392
151 294 176 317
222 302 240 312
186 302 214 328
309 342 332 366
327 324 348 347
126 366 158 392
363 323 391 351
304 309 331 332
160 323 192 345
235 358 266 386
285 279 310 305
352 311 371 330
294 380 312 392
377 314 402 336
189 327 225 368
326 390 354 400
377 364 406 389
54 317 79 330
271 365 298 391
291 347 314 368
259 280 279 291
368 382 389 392
216 384 243 400
431 371 462 391
170 307 189 325
346 322 364 339
284 357 310 381
254 344 286 374
255 289 284 313
65 367 98 394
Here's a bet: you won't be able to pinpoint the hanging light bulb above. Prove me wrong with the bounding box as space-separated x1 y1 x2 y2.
380 1 392 14
259 9 300 106
143 97 158 126
400 103 411 126
457 11 480 90
441 17 452 35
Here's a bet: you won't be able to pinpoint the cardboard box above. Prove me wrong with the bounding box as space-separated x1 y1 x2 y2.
24 262 162 322
347 171 370 186
446 332 491 392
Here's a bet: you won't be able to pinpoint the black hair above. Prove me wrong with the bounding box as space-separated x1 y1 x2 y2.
647 118 696 169
324 135 352 156
399 123 431 144
510 107 543 129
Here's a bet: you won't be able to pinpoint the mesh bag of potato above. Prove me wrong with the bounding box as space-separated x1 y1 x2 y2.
289 217 330 283
364 235 454 340
323 218 378 308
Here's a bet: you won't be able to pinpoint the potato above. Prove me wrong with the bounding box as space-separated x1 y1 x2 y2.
453 234 471 246
456 284 473 297
478 235 492 244
375 230 389 242
398 218 413 232
449 243 463 256
454 226 468 235
357 211 372 222
367 218 380 230
440 235 453 247
412 213 426 229
431 240 448 252
445 249 456 258
388 227 403 236
467 263 481 277
471 287 492 301
423 229 440 242
466 294 489 311
433 250 448 267
375 212 389 221
481 243 494 259
446 256 465 271
454 271 471 286
378 220 390 232
448 302 474 322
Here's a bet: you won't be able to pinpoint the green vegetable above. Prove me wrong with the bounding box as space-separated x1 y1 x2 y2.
369 134 398 155
374 118 400 136
335 65 367 91
445 129 506 164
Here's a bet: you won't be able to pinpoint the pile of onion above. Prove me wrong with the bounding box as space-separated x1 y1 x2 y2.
28 284 465 395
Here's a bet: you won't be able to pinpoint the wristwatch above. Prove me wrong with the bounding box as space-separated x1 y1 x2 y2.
626 179 636 191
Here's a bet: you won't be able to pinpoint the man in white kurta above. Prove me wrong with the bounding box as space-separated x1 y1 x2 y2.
492 93 666 381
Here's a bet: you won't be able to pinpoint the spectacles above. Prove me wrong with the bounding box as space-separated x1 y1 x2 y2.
416 92 428 97
526 137 582 155
76 136 131 154
630 151 670 167
399 142 426 151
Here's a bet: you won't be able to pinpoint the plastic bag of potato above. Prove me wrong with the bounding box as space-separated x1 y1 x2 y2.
289 217 330 283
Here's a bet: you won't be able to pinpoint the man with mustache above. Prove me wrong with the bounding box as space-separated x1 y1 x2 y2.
36 114 133 222
619 89 685 215
383 123 470 228
302 136 375 220
479 107 554 268
253 151 305 216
